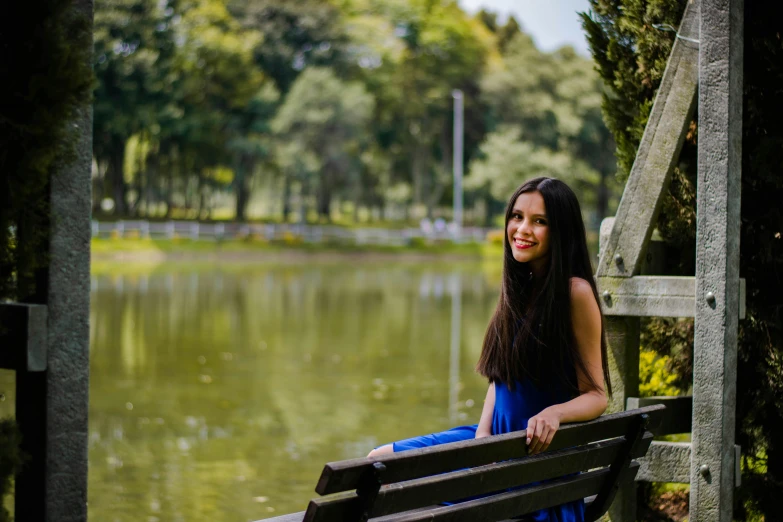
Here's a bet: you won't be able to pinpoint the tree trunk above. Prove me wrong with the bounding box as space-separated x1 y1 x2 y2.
298 182 308 224
144 152 159 218
484 195 493 227
412 143 425 206
234 156 254 222
197 171 207 219
316 170 331 222
92 159 107 214
108 136 127 216
282 174 291 222
317 186 330 221
164 163 174 219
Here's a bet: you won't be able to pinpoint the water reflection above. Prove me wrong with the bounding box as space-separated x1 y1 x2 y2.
89 262 499 522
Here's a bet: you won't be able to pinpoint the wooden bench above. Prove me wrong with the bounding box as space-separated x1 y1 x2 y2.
259 405 665 522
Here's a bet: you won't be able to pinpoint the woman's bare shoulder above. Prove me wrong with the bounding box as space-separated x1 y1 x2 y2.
569 277 599 311
569 277 593 296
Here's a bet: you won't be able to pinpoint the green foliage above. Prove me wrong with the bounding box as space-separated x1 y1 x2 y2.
638 349 681 398
228 0 350 94
584 1 783 519
475 31 618 223
640 317 693 393
732 3 783 517
0 0 93 301
580 0 687 183
467 126 599 205
0 419 24 522
90 0 617 227
272 67 374 220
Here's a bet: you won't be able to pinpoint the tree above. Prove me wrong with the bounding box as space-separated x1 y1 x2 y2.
93 0 177 215
466 126 599 219
227 83 280 221
166 0 265 217
479 33 618 225
271 67 374 221
228 0 350 95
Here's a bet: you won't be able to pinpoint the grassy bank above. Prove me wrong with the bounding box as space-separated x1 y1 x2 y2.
91 237 504 262
90 237 506 276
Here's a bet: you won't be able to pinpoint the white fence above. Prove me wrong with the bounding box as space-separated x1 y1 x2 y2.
91 220 493 246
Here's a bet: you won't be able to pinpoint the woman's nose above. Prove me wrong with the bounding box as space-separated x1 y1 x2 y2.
515 219 531 236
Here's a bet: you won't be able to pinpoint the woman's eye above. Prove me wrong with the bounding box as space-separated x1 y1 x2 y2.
536 219 547 225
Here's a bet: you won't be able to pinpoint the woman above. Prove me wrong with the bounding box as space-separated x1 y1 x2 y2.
368 177 612 522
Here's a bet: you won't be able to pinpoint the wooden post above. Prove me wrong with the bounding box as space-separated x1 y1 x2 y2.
599 220 639 521
691 0 743 520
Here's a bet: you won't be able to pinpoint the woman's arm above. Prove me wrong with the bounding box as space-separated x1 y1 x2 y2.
526 277 608 453
475 382 496 438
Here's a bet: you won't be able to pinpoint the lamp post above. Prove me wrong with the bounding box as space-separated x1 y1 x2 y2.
452 89 464 240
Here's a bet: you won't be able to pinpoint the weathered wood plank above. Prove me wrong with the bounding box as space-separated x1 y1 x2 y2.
306 434 654 521
627 396 692 435
595 0 700 278
596 276 746 319
315 406 664 495
603 316 640 520
0 303 48 371
372 464 640 522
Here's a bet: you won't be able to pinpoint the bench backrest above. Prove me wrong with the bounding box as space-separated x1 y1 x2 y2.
304 405 665 522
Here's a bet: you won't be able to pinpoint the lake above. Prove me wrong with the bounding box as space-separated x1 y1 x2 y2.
84 258 501 522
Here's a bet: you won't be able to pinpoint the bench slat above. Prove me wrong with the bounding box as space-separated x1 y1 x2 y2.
305 433 653 521
315 406 664 495
256 511 306 522
372 462 640 522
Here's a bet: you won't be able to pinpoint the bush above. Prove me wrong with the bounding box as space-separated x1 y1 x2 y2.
0 418 24 522
485 230 505 246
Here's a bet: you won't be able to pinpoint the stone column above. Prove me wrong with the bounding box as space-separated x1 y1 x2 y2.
691 0 743 520
14 1 93 520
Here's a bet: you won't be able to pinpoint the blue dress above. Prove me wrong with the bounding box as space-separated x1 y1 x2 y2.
389 378 584 522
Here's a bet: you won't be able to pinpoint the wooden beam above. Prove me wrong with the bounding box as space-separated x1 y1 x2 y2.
596 0 700 278
0 303 47 371
597 276 746 319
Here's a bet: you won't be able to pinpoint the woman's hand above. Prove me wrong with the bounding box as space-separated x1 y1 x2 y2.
526 406 561 454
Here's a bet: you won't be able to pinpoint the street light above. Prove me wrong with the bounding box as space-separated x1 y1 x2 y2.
452 89 464 240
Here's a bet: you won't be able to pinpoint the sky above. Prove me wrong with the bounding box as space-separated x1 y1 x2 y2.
458 0 592 55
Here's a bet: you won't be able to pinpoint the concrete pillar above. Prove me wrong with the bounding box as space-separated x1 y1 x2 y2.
14 1 93 520
691 0 743 520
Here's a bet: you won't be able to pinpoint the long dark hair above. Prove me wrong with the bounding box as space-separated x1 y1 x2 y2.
475 177 612 397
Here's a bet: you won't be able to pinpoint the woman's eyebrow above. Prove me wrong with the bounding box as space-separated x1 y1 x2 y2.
512 209 547 218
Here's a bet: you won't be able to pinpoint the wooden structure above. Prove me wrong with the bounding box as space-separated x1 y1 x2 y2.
595 0 744 520
260 406 665 522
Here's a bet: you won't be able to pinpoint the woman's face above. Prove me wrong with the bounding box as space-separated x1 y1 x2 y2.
506 190 551 275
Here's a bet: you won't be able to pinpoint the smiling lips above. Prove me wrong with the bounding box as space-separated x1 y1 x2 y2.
513 238 536 249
